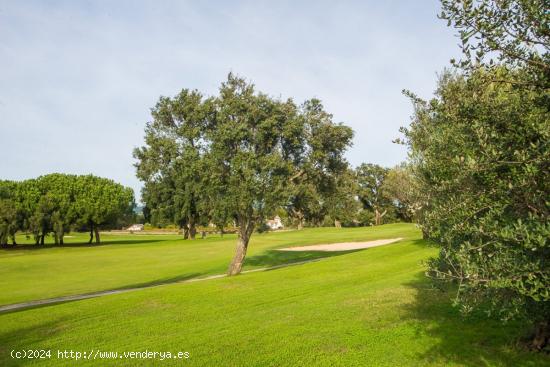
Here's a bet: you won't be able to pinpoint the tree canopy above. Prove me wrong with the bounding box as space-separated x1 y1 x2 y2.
440 0 549 86
398 1 550 349
135 74 354 274
403 67 549 348
0 174 134 246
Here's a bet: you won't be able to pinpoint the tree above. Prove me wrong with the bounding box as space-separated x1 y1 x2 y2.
440 0 549 86
136 74 353 275
381 163 415 222
134 89 212 239
355 163 393 225
0 175 133 246
324 167 361 227
75 175 134 244
0 181 18 246
402 67 549 349
37 174 77 245
286 99 354 229
14 178 44 245
206 75 304 275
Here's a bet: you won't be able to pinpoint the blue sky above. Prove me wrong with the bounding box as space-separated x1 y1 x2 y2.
0 0 460 199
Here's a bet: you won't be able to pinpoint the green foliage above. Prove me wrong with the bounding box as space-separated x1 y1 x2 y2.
355 163 411 225
134 89 212 239
324 167 361 227
402 67 549 328
440 0 549 86
0 174 134 245
0 181 19 245
135 73 354 274
381 163 416 222
74 174 135 243
356 163 389 211
285 99 354 228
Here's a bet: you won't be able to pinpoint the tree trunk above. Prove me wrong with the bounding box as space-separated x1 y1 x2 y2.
94 226 100 244
183 225 189 239
40 234 45 245
189 217 196 240
11 235 16 246
293 210 304 230
59 229 64 245
227 218 255 276
374 209 387 226
228 237 249 276
531 320 549 351
334 219 342 228
53 232 59 245
88 225 94 244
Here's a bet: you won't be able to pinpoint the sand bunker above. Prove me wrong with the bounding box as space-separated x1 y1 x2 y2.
277 238 403 252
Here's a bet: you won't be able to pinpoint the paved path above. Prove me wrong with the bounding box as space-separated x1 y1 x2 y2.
0 259 322 313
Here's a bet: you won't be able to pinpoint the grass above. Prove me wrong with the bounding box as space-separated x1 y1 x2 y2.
0 224 546 366
0 223 417 305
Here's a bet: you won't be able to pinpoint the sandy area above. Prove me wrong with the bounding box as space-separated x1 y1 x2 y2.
277 238 403 252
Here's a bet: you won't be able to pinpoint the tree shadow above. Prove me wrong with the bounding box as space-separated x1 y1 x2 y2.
0 318 71 367
0 273 203 316
244 249 363 268
401 272 548 366
0 238 168 251
110 272 203 291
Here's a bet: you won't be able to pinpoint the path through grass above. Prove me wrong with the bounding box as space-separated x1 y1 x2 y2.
1 228 545 366
0 224 417 305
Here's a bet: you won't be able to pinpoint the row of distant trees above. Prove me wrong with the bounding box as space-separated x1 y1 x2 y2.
0 174 134 246
139 161 415 231
275 162 415 229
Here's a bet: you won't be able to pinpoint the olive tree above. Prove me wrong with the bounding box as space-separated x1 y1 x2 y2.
440 0 549 86
402 67 549 349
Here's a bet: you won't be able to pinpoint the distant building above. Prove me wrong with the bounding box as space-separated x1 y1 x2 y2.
127 224 144 231
266 215 284 230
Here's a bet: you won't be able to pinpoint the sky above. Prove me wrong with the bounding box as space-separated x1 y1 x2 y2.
0 0 460 200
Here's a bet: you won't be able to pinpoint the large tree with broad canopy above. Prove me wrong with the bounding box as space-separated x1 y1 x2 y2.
135 74 353 275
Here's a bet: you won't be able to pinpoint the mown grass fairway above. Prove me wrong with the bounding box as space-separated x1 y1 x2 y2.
0 225 545 366
0 224 417 305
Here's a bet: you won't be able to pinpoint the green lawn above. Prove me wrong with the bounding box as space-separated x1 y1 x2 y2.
0 224 545 366
0 224 418 305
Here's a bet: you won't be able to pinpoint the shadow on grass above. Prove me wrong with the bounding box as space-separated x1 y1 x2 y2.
402 272 547 366
0 273 203 316
0 238 169 251
244 248 363 268
110 272 203 291
0 318 71 367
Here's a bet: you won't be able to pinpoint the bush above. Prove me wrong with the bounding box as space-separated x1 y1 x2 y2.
402 67 549 347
